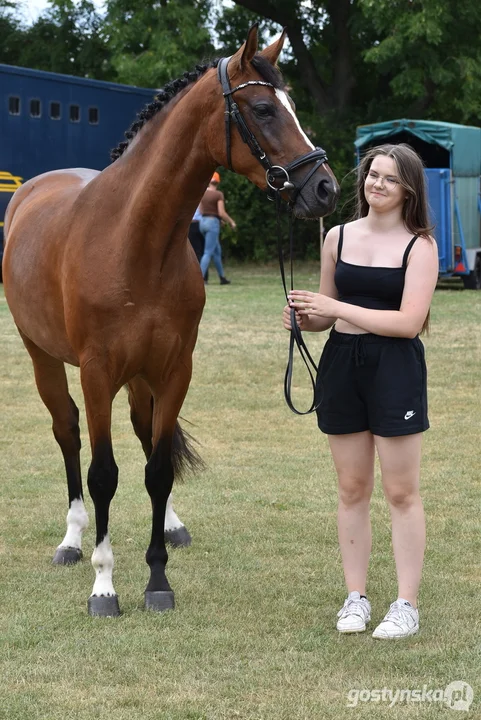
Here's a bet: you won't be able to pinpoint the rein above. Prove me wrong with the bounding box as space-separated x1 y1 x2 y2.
217 56 326 415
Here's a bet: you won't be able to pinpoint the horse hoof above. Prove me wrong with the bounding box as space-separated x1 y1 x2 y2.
52 547 83 565
164 526 192 548
88 595 121 617
144 590 175 612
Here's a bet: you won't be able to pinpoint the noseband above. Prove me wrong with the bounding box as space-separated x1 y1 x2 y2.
217 57 329 203
217 56 327 415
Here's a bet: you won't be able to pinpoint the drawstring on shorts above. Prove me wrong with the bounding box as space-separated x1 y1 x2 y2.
351 335 366 366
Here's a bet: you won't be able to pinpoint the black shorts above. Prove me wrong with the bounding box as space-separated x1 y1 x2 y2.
315 328 429 437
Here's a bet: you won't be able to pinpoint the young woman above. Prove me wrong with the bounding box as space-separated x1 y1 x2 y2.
284 144 439 639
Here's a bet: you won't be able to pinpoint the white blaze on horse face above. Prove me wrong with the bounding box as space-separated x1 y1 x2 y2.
90 535 116 598
57 498 89 551
275 89 315 151
164 493 184 531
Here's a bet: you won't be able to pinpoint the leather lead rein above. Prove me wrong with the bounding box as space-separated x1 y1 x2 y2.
217 56 326 415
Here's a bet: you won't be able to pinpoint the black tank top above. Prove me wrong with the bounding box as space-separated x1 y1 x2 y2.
334 224 419 311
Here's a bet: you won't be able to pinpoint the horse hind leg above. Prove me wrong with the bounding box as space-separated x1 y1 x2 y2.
142 360 202 613
19 333 88 565
165 493 191 548
127 375 192 548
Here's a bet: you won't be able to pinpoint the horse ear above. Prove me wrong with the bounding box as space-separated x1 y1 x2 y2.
259 28 287 66
230 23 259 72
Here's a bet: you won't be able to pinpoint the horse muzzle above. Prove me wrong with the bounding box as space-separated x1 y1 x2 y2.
266 147 340 218
268 165 339 219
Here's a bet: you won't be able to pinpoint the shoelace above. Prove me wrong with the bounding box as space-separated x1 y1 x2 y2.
382 601 416 627
338 597 369 619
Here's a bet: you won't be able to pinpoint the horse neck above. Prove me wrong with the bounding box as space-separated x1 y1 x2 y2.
105 80 218 262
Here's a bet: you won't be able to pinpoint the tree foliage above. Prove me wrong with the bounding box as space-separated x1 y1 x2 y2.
1 0 111 77
104 0 214 87
359 0 481 124
0 4 24 65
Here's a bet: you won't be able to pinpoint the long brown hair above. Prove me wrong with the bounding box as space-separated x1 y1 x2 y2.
356 143 434 332
356 143 434 235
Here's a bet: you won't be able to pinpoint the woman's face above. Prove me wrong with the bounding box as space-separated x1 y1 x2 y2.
363 154 405 212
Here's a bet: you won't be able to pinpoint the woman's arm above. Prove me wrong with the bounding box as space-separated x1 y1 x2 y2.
283 226 339 333
289 236 439 338
217 198 236 229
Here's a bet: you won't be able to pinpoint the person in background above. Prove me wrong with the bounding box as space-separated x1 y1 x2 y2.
188 205 208 282
285 144 438 640
188 205 204 263
199 172 236 285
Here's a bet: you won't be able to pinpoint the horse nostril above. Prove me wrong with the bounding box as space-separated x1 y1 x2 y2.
314 176 340 213
316 177 331 201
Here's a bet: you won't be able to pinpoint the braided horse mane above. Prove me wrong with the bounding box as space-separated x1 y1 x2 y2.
110 55 285 162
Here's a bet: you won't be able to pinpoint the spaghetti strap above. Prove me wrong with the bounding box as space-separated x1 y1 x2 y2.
337 224 345 262
402 235 419 269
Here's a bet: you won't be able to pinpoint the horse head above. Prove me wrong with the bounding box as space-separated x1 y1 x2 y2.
204 25 340 219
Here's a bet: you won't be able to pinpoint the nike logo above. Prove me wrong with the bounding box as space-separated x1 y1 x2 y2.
404 411 416 420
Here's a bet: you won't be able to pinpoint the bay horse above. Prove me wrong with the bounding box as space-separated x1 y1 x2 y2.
2 26 339 616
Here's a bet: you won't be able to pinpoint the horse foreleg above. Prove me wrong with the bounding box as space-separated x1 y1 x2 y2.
127 375 192 548
19 333 88 565
143 364 193 612
80 361 120 617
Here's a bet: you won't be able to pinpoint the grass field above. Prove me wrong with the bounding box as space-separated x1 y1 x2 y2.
0 266 480 719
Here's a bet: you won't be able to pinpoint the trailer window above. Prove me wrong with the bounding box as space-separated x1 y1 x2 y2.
69 104 80 123
50 101 61 120
88 107 99 125
30 99 41 118
9 96 20 115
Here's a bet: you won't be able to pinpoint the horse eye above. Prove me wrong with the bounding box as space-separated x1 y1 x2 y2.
254 104 274 118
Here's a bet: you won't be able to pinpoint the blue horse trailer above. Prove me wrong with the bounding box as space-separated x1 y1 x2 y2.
0 63 154 268
355 119 481 289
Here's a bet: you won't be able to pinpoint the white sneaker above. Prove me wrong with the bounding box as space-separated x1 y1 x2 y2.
372 599 419 639
337 591 371 633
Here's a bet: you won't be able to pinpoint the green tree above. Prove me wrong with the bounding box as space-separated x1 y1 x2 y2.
0 0 112 79
104 0 215 87
0 1 27 65
213 3 273 56
228 0 368 117
24 0 111 78
359 0 481 124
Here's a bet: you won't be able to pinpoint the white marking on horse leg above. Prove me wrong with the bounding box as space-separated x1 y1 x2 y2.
90 536 116 597
56 498 89 551
275 89 315 150
164 492 184 531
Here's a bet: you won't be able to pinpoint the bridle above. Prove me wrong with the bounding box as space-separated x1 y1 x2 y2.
217 56 327 415
217 57 329 203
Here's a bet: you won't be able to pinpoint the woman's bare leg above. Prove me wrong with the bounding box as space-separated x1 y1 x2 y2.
328 431 375 595
375 433 425 607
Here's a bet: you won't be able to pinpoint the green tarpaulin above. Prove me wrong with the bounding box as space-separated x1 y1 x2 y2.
355 119 481 176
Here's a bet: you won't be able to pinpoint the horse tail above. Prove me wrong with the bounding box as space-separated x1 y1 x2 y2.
172 421 205 480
